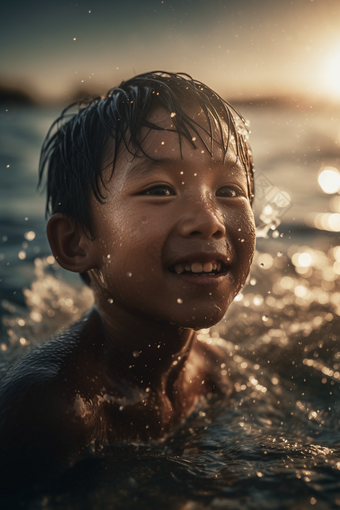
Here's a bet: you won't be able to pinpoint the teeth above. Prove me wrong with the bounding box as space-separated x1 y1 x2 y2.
173 261 222 274
191 262 203 273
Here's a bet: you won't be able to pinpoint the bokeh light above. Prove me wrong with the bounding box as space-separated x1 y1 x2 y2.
318 167 340 194
306 212 340 232
297 253 312 267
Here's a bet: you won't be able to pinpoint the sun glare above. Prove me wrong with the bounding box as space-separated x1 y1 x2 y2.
318 167 340 194
322 51 340 99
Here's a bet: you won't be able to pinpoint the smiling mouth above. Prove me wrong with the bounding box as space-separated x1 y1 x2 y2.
168 261 228 276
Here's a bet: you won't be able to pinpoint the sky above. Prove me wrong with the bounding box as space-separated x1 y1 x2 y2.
1 0 340 102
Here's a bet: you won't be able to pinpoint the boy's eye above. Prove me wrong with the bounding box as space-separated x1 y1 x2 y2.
143 185 175 196
216 186 245 198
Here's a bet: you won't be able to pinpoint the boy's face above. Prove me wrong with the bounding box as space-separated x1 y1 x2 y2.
86 108 255 330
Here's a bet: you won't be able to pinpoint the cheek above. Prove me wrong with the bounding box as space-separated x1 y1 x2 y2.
94 206 154 252
93 210 166 280
225 205 255 246
118 209 171 268
227 206 256 273
236 217 256 257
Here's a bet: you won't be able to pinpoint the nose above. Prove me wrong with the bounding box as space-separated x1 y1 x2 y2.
177 194 226 240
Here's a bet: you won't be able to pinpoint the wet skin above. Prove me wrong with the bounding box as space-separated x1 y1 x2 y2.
0 109 255 488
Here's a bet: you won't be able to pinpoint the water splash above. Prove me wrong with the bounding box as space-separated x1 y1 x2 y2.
1 257 93 369
256 203 283 239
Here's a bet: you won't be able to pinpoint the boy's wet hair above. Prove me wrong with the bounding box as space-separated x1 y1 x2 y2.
38 71 254 285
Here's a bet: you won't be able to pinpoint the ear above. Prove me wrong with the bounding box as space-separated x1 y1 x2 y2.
47 214 95 273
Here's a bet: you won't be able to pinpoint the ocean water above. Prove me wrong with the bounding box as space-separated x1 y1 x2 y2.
1 103 340 509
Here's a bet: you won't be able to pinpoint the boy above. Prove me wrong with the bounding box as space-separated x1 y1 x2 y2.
0 71 255 487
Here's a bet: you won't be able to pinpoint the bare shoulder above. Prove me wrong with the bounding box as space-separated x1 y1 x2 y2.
0 311 104 489
0 347 77 445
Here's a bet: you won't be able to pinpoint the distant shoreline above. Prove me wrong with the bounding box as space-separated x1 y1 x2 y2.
0 85 34 104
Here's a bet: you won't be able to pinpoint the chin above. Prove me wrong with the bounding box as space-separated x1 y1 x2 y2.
174 308 228 331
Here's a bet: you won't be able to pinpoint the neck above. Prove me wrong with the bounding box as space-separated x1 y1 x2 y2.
97 303 196 391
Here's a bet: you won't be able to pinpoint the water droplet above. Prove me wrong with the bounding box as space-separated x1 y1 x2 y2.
177 298 183 304
170 112 176 118
250 278 257 285
127 272 132 277
108 298 113 304
280 233 284 237
260 263 264 267
272 230 279 238
277 251 283 257
262 315 268 322
133 351 140 358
